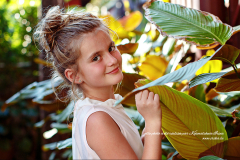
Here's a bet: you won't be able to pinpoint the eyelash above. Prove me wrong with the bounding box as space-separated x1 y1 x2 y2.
109 45 116 52
92 45 116 62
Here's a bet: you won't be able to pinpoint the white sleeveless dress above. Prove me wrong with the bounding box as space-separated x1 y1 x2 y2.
72 94 144 159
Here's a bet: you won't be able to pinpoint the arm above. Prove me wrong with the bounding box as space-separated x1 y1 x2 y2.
86 111 162 159
141 127 165 146
86 111 139 159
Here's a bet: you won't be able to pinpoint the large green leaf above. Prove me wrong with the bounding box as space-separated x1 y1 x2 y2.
135 79 228 159
115 46 223 105
143 1 233 47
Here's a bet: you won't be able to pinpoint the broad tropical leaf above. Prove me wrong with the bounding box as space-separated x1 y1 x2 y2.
135 79 228 159
211 44 240 65
215 69 240 92
143 1 233 47
115 46 223 105
189 72 227 88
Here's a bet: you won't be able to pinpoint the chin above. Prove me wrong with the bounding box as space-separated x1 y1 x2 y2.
113 72 123 85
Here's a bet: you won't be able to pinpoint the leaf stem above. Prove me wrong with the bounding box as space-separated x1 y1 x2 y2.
231 63 240 79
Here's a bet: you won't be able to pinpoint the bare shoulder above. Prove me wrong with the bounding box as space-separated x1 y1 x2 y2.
86 111 138 159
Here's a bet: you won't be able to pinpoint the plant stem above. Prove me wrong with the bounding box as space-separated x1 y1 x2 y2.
231 63 240 79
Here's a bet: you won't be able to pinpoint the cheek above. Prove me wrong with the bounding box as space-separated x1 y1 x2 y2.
114 50 122 66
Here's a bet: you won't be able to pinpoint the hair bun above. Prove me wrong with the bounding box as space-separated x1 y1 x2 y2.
34 6 68 53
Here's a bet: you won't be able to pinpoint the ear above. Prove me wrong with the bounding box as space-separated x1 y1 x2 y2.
64 68 82 84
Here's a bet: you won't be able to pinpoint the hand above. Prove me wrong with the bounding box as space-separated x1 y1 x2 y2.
135 89 162 123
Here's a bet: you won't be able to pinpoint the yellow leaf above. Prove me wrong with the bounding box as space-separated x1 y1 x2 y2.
206 49 216 56
100 14 128 39
206 88 219 101
139 55 168 80
196 50 222 83
117 43 139 55
128 57 140 64
119 11 143 32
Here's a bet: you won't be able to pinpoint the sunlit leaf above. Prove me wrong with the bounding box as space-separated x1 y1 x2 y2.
57 138 72 150
206 89 219 101
162 37 176 56
215 69 240 92
117 43 139 55
139 55 168 80
147 28 160 41
34 58 52 67
43 142 57 151
143 1 233 47
119 11 143 32
152 34 168 48
100 14 128 39
135 79 228 159
196 49 222 77
115 46 222 105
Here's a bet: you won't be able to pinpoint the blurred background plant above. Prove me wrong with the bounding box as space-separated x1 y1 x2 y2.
1 0 240 160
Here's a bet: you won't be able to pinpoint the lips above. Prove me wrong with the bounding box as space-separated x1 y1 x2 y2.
107 67 119 74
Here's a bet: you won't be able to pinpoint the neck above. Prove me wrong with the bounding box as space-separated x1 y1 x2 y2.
81 85 116 102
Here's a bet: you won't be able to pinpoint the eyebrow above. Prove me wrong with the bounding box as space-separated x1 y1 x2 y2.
87 41 114 61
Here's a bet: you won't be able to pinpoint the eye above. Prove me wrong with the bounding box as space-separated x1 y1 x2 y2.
92 55 100 61
109 45 116 52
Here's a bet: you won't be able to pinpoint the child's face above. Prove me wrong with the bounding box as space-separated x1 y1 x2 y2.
77 28 123 89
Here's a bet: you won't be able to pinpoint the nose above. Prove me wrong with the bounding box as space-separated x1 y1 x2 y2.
105 52 117 66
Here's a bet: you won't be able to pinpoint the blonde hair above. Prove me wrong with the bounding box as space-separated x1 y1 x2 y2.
33 6 118 103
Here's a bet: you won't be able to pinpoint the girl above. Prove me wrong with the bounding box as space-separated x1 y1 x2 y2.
34 6 162 159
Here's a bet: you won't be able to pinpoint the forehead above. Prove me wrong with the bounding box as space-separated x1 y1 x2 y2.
80 28 111 55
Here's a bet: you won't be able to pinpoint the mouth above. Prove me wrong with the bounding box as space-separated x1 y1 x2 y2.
106 67 120 74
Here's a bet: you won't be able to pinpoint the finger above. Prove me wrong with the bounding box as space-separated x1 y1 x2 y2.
153 93 160 102
141 89 149 102
135 91 143 101
177 153 183 159
147 92 154 101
